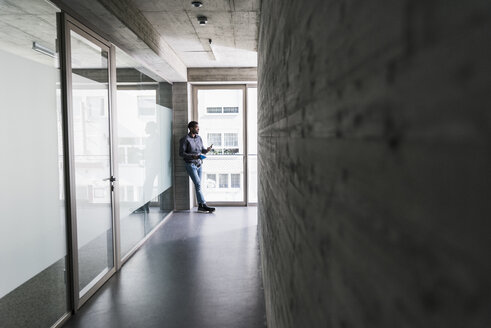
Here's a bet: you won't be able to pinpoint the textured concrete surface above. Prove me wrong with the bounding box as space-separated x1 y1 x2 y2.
257 0 491 327
136 0 259 67
51 0 187 82
0 0 59 66
172 82 191 210
187 67 257 82
52 0 260 79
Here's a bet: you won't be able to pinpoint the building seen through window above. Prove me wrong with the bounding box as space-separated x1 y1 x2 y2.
198 88 245 202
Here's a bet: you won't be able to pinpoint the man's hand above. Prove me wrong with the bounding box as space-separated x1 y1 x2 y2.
207 144 213 152
193 154 200 159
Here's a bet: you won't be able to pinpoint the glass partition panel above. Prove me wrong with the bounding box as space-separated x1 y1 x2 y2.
115 48 173 258
69 29 114 298
0 1 69 326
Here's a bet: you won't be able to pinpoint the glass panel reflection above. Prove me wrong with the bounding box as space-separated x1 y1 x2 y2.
70 30 114 297
115 48 173 258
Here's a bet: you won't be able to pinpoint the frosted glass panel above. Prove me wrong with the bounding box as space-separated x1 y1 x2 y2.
116 93 172 207
0 1 68 326
115 47 173 257
0 47 66 297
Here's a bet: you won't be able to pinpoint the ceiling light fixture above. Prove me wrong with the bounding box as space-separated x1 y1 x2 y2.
197 15 208 25
208 38 217 61
32 41 55 58
191 1 203 8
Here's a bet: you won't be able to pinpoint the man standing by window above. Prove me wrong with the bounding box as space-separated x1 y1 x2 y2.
179 121 216 213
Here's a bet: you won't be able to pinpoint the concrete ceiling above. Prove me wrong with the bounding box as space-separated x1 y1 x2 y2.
0 0 259 82
0 0 59 67
132 0 260 68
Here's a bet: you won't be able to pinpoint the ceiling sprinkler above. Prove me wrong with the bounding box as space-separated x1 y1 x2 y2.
191 1 203 8
197 15 208 25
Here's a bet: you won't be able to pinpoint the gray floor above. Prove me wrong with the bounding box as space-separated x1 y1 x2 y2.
63 207 267 328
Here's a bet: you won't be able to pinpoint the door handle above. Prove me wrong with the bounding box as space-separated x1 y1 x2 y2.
103 176 116 182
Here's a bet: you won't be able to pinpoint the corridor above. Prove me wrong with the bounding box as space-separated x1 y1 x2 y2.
63 207 266 328
2 0 490 326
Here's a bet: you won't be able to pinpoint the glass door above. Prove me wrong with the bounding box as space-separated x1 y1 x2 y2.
194 86 246 205
61 14 117 309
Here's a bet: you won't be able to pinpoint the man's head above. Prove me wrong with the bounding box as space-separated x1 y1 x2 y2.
188 121 199 135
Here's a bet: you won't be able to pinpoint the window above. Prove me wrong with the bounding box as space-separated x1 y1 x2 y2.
137 96 156 116
126 185 134 201
206 106 239 114
231 174 241 188
87 96 105 117
206 107 222 114
223 106 239 113
93 187 105 199
206 132 239 155
206 174 216 188
219 174 228 188
119 137 142 146
207 133 222 146
224 133 238 147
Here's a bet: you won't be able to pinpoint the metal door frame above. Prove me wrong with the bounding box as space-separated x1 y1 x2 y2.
58 12 120 311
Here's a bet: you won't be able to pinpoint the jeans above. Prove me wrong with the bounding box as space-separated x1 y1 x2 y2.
184 162 205 204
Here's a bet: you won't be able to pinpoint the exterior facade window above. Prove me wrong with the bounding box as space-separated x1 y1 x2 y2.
118 137 143 164
206 106 222 113
93 187 106 199
87 96 105 118
137 95 156 116
205 173 241 189
207 132 239 155
223 106 239 113
224 133 238 147
205 106 239 114
207 133 222 146
231 174 241 188
219 174 228 188
206 174 216 188
126 185 134 201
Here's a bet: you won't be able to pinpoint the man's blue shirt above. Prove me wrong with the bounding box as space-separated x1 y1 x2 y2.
179 133 207 165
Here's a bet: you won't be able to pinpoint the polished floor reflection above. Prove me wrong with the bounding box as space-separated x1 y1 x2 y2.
63 207 266 328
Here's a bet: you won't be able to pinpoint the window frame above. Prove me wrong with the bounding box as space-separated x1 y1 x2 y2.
192 84 257 206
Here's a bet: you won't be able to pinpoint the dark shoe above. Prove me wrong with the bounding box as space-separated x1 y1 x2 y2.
198 204 215 213
198 204 208 213
203 204 215 212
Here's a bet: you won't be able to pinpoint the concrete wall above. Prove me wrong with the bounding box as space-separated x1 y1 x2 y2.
187 67 258 82
172 82 191 210
257 1 491 327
